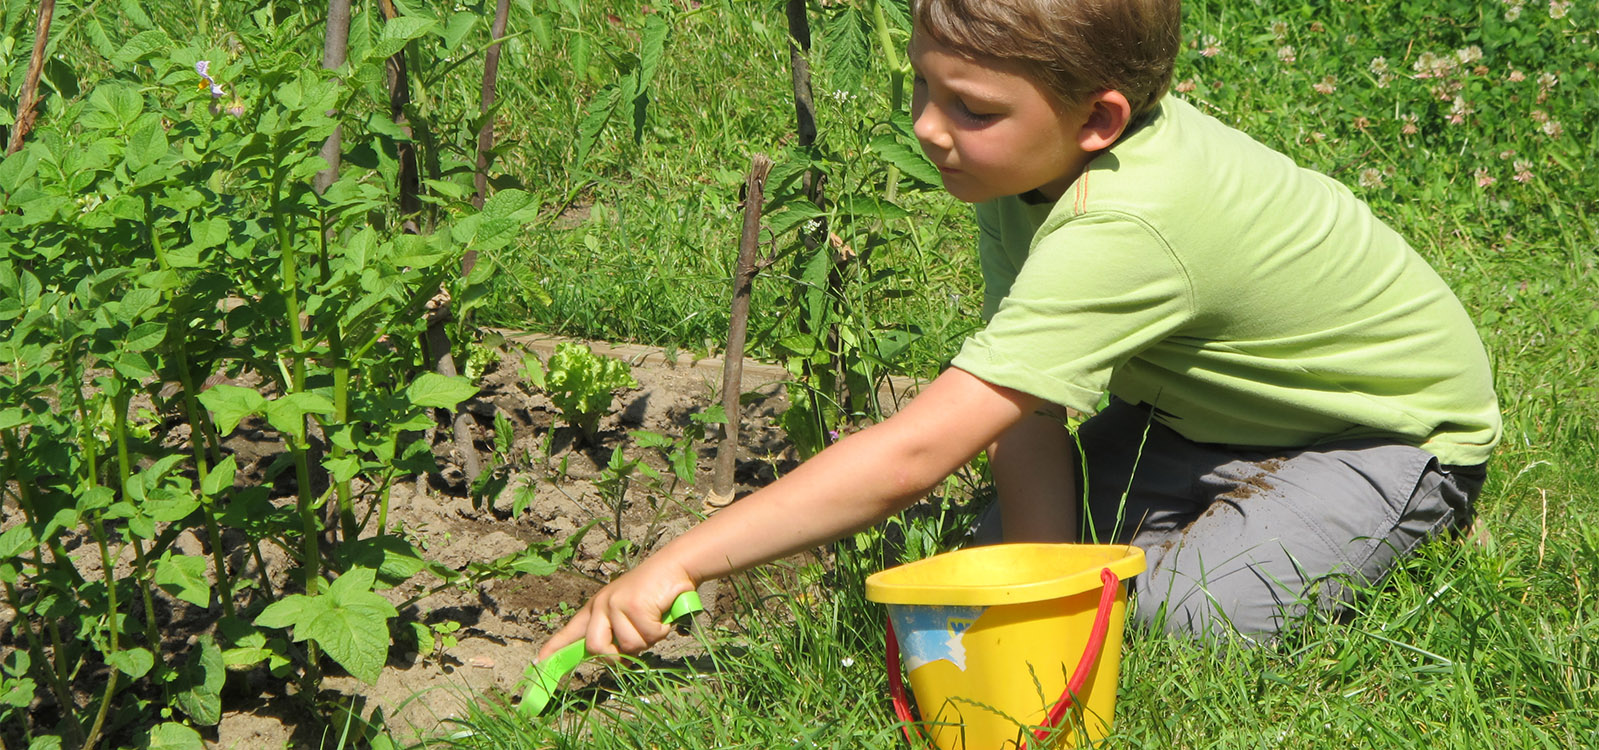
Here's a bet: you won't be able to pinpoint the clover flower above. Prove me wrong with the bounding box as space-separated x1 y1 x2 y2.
1475 168 1496 188
1276 46 1296 64
1513 160 1534 183
1176 78 1198 94
1268 20 1289 41
1549 0 1571 18
1508 69 1527 83
1358 168 1384 189
1400 113 1420 135
1455 46 1484 66
1541 120 1563 137
1199 34 1221 57
1313 75 1336 95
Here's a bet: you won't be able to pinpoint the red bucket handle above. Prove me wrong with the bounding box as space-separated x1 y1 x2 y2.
886 567 1122 747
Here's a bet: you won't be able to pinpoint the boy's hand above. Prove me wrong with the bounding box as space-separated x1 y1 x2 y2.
537 558 696 661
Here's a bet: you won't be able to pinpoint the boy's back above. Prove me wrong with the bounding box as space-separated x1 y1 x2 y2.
955 94 1501 465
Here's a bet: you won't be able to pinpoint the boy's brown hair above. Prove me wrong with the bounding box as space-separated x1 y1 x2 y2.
913 0 1181 121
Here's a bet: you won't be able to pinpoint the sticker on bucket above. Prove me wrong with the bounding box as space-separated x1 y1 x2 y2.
886 604 986 672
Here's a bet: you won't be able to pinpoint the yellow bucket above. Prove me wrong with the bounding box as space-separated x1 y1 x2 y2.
865 544 1145 749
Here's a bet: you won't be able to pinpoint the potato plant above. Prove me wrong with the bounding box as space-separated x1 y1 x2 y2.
0 5 548 747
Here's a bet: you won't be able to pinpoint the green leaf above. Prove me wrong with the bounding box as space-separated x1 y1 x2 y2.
189 217 231 252
0 150 39 193
440 12 477 52
302 568 396 684
199 384 267 435
839 195 910 222
124 321 166 352
154 553 211 607
870 134 942 185
87 84 144 130
0 525 35 561
262 392 336 443
107 648 154 679
112 29 171 63
0 407 23 431
324 455 361 484
77 486 115 513
574 84 622 167
142 488 200 523
766 202 825 237
638 14 669 92
255 593 318 630
338 536 428 585
405 372 478 409
142 722 203 750
372 17 437 59
222 646 272 668
201 455 237 497
175 636 224 725
125 120 168 172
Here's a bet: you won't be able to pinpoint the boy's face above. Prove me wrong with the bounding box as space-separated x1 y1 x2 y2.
909 32 1096 204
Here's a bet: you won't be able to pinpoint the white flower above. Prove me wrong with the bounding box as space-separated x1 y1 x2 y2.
195 60 225 99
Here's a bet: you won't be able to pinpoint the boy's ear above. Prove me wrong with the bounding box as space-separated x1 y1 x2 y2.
1074 90 1133 153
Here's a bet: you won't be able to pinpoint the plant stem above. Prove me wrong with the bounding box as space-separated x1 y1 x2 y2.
146 193 234 620
2 580 81 743
80 523 120 750
318 210 357 542
872 0 905 204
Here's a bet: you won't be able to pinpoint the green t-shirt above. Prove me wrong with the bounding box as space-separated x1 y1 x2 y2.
951 95 1501 466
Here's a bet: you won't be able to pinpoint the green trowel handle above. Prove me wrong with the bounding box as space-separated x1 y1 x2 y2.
519 591 703 716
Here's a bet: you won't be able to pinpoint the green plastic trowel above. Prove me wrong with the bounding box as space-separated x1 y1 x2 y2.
519 591 703 716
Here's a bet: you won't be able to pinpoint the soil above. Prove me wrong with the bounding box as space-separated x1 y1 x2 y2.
1 334 922 749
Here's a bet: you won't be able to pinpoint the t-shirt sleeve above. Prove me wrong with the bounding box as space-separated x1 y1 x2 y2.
952 211 1196 414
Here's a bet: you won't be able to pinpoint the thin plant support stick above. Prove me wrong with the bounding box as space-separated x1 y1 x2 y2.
383 0 482 486
711 154 772 503
313 0 353 194
379 0 421 228
5 0 55 155
474 0 511 211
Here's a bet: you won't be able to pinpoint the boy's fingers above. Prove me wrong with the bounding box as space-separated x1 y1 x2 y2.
607 610 650 654
584 605 619 656
537 606 591 661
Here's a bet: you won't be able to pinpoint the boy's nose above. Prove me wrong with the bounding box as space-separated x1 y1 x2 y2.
913 105 953 154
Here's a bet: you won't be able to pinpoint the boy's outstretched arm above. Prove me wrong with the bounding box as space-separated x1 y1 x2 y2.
536 367 1043 660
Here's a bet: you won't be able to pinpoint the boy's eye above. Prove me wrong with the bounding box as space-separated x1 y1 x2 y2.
957 100 998 122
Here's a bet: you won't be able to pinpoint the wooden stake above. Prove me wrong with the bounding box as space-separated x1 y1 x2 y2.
312 0 352 194
709 154 773 506
5 0 55 156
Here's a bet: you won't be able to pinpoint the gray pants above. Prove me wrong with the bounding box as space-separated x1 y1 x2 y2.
973 399 1484 640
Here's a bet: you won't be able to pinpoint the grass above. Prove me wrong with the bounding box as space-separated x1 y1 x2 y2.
429 0 1599 747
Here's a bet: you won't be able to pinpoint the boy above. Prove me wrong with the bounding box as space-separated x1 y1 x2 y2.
539 0 1499 656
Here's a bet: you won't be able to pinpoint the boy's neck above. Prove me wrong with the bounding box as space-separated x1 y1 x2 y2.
1019 187 1058 205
